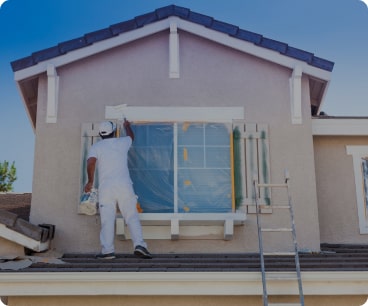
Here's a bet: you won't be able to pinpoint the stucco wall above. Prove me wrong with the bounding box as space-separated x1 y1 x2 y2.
29 30 320 254
314 136 368 243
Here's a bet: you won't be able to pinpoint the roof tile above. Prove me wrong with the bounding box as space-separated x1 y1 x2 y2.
210 20 238 36
58 37 89 54
84 28 114 45
187 11 213 27
232 29 262 44
32 46 63 64
135 11 158 27
258 37 288 53
11 56 34 71
311 56 334 72
110 19 138 36
285 46 314 63
156 5 190 19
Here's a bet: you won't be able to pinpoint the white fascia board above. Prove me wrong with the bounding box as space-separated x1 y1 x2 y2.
1 271 368 296
176 18 332 82
14 17 331 83
312 118 368 135
14 18 172 82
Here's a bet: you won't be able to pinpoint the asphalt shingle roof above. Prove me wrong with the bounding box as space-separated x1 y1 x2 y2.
1 244 368 272
10 5 334 73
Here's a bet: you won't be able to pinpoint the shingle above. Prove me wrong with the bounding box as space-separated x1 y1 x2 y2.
84 28 114 45
58 37 89 54
110 19 138 35
210 20 238 36
3 245 368 273
135 11 158 27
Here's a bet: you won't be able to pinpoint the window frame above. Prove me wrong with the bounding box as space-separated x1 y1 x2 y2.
346 145 368 234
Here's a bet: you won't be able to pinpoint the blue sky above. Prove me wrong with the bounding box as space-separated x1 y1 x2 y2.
0 0 367 192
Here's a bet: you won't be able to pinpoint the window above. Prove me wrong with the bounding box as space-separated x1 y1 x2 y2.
346 146 368 234
129 122 232 214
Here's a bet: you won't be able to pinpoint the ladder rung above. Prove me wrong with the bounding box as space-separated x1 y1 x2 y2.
261 228 292 232
271 205 291 209
257 183 288 188
263 251 296 256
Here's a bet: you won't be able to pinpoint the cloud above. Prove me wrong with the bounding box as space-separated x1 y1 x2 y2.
361 0 368 8
0 0 7 8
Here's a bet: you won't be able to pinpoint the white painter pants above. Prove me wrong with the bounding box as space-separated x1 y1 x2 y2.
98 181 146 254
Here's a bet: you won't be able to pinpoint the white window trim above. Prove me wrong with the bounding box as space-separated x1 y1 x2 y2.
346 145 368 234
104 105 246 240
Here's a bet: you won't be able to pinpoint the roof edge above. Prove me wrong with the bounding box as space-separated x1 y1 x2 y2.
10 4 334 73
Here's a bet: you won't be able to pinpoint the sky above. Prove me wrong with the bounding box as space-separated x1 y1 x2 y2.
0 0 367 193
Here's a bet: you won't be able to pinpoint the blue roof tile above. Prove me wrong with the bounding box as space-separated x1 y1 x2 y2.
187 11 213 27
135 11 158 27
311 56 334 72
232 29 262 44
10 5 334 73
156 5 190 19
10 56 34 71
285 46 314 63
110 19 138 36
210 20 238 36
84 28 114 44
59 37 89 54
258 37 288 54
32 46 62 64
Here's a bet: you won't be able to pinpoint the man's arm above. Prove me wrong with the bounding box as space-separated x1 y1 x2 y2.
124 118 134 141
84 157 97 193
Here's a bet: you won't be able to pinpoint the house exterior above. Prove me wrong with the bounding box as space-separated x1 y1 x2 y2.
1 5 368 306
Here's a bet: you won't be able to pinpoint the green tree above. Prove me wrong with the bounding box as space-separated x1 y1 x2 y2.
0 160 17 192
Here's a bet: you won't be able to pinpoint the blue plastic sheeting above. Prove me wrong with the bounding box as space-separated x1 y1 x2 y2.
128 122 232 213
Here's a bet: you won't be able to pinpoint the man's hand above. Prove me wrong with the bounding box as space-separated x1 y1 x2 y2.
124 118 135 141
84 182 93 193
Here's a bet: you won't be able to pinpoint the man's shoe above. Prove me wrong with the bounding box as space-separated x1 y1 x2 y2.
95 252 115 259
134 245 152 259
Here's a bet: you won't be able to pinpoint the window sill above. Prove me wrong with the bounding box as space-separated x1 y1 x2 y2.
116 212 246 241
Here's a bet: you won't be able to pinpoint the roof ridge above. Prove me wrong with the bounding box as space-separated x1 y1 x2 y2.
10 4 334 72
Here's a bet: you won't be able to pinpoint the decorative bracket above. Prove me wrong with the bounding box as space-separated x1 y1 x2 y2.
46 64 59 123
290 65 302 124
169 20 180 78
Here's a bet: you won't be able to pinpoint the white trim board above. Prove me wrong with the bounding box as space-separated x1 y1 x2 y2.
1 271 368 296
312 118 368 135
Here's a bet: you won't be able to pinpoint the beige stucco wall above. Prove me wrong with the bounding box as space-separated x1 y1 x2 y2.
8 295 367 306
314 136 368 243
29 30 321 254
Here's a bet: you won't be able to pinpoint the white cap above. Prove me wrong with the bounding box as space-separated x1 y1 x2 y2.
99 121 115 136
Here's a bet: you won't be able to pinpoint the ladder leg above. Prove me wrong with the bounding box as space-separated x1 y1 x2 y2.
254 178 268 306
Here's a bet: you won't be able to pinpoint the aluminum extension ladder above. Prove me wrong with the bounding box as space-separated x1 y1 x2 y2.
253 172 304 306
